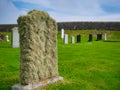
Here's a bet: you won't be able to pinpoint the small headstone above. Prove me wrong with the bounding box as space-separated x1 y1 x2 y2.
61 28 64 39
104 33 107 40
11 27 19 48
76 34 81 43
88 34 92 42
64 34 68 44
99 34 102 40
6 35 9 42
96 34 102 41
0 34 4 41
71 36 75 44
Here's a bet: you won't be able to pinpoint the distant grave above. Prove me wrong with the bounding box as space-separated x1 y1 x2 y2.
71 36 75 44
88 34 92 42
11 27 19 48
6 35 9 42
104 33 107 41
12 10 63 90
96 34 102 41
76 34 81 43
0 34 4 42
61 28 64 39
64 34 68 44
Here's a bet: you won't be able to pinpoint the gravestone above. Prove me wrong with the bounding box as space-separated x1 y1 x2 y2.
11 27 19 48
6 35 9 42
0 34 4 42
64 34 68 44
96 34 102 41
71 36 75 44
88 34 92 42
77 34 81 43
61 28 64 39
99 34 102 40
12 10 63 90
104 33 107 40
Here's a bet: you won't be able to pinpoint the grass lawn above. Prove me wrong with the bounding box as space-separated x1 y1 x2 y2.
0 30 120 90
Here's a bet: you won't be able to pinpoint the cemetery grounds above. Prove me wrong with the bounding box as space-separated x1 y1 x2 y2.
0 30 120 90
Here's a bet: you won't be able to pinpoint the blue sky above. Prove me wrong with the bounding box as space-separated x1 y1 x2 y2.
0 0 120 24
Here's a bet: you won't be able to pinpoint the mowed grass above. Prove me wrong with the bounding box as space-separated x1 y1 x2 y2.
0 30 120 90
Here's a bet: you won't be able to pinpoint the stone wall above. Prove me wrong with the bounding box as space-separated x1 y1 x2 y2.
58 22 120 30
17 10 58 85
0 22 120 32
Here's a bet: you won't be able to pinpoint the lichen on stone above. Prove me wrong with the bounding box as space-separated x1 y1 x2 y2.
17 10 58 85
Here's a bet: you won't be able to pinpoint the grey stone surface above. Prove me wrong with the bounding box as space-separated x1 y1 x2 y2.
64 34 68 44
104 33 107 40
71 36 75 44
11 27 19 48
61 28 64 39
17 10 59 85
12 76 63 90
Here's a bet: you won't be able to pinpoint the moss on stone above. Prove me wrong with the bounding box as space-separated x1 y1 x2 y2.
17 10 58 85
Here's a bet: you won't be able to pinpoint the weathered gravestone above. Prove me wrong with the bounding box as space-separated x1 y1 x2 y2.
12 10 63 90
64 34 68 44
88 34 92 42
76 34 81 43
11 27 19 48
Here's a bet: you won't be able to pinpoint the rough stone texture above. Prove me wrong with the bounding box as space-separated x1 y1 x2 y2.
11 27 19 48
17 10 58 85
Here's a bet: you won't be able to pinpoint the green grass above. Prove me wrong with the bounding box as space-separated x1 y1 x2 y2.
0 30 120 90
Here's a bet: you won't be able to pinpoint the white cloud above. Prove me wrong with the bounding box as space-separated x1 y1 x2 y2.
0 0 120 24
50 0 105 15
54 14 120 22
13 0 105 15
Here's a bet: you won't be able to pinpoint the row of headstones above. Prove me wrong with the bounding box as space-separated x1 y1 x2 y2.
63 34 107 44
61 29 107 44
9 28 107 47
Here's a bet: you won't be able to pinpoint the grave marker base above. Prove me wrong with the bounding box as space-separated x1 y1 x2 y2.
12 76 63 90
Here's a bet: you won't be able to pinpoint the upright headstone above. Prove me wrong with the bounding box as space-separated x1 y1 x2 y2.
88 34 92 42
99 34 102 40
96 34 102 41
61 28 64 39
96 34 99 41
104 33 107 40
64 34 68 44
6 35 9 42
11 27 19 48
12 10 63 90
71 36 75 44
0 34 4 42
77 34 81 43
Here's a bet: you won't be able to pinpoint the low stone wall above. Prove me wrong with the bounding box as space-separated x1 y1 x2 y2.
0 22 120 32
58 22 120 30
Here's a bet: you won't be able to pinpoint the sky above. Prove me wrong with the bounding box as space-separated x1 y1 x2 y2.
0 0 120 24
